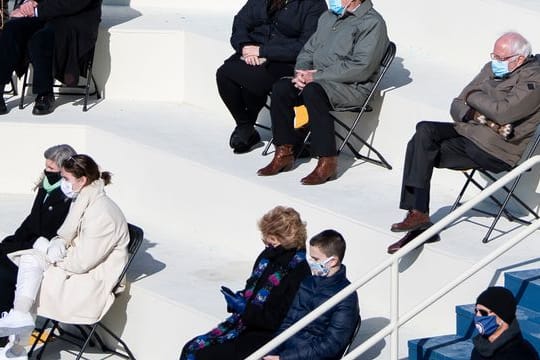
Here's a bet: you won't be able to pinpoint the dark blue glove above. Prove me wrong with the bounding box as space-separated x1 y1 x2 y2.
221 286 246 314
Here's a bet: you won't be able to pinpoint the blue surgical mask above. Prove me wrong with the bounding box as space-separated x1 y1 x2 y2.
491 59 510 78
474 315 499 336
308 256 334 277
328 0 344 16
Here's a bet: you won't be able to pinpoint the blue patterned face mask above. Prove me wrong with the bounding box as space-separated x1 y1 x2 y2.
475 315 499 336
491 59 510 78
308 256 334 277
328 0 344 16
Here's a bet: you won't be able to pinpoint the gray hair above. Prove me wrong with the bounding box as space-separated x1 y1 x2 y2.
503 32 532 57
43 144 76 168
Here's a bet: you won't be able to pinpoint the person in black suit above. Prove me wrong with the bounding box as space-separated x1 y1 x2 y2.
0 0 101 115
0 144 75 347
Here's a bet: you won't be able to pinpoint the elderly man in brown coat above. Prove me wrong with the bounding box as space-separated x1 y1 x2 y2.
387 32 540 254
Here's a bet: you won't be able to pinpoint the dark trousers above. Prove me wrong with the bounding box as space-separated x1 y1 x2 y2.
270 80 337 157
0 252 18 346
0 17 55 95
216 54 293 129
400 121 511 213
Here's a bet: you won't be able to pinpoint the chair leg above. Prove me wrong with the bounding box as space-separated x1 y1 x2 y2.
482 173 537 243
97 322 136 359
334 116 392 169
28 318 51 357
451 170 476 212
18 69 28 109
74 324 98 360
262 137 274 156
36 321 59 360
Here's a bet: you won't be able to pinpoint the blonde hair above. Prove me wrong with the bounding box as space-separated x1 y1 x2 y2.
258 206 307 250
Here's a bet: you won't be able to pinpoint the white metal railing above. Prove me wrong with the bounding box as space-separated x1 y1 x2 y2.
246 155 540 360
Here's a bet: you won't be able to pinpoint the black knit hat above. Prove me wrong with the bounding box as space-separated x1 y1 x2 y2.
476 286 517 324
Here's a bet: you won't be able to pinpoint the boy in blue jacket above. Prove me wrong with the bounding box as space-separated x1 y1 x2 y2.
264 229 360 360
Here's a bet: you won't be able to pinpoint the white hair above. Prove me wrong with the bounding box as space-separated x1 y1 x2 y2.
43 144 76 168
502 32 532 57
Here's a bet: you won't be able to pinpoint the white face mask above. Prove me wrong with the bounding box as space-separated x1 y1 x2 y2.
60 178 77 198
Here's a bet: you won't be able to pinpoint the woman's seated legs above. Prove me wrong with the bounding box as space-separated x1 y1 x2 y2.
0 253 47 337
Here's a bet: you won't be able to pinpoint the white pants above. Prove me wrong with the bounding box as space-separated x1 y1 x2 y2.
13 253 48 313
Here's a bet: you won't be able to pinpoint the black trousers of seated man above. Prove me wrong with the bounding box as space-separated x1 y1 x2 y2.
400 121 512 213
0 18 54 95
270 79 337 157
216 54 294 131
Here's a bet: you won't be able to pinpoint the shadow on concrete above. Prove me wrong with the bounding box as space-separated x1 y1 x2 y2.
127 237 166 283
334 56 412 175
347 316 389 359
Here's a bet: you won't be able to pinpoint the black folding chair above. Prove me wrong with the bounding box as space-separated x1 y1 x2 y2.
28 223 144 360
19 47 101 112
450 130 540 243
298 41 396 169
341 315 361 358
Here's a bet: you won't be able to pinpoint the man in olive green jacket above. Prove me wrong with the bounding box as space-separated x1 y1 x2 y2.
258 0 389 185
387 32 540 254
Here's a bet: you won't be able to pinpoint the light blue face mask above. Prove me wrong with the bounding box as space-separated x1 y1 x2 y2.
308 256 334 277
491 59 510 78
328 0 345 16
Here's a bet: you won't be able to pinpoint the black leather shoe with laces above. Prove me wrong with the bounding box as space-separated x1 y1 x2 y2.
32 94 55 115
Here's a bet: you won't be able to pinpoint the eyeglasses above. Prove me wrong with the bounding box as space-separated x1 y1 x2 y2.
475 307 490 317
490 53 519 62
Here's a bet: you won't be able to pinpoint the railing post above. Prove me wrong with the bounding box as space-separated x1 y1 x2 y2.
390 259 399 359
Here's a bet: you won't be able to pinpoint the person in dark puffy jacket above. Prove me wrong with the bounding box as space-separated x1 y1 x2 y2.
264 229 359 360
471 286 539 360
217 0 327 154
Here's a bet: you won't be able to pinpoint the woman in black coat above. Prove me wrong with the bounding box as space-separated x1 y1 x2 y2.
0 144 75 346
217 0 327 153
180 206 311 360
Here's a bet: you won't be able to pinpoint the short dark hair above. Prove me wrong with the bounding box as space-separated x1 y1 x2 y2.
309 229 346 262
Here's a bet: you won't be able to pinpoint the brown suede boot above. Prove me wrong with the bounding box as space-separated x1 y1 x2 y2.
301 156 338 185
257 144 295 176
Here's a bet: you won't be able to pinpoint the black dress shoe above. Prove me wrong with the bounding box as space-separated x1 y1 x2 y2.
387 226 440 254
32 94 55 115
0 96 7 115
230 127 261 154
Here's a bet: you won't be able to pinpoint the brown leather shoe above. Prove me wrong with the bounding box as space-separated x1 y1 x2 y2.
390 210 431 232
257 144 294 176
301 156 338 185
387 227 440 254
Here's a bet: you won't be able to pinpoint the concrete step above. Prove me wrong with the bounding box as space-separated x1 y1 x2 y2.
505 269 540 313
408 335 473 360
2 100 540 359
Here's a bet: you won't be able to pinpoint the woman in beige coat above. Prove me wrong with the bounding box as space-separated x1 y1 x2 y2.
0 154 129 358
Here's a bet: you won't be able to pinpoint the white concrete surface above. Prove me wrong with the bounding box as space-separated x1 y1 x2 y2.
1 0 540 358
